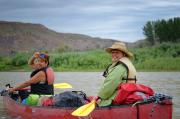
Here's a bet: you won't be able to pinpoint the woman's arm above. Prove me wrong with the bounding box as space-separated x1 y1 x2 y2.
8 71 46 92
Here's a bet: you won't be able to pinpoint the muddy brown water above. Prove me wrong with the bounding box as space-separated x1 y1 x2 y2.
0 72 179 119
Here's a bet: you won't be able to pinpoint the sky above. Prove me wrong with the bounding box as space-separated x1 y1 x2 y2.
0 0 180 42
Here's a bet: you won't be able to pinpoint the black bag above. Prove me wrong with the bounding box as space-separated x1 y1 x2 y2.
52 91 87 107
18 90 29 100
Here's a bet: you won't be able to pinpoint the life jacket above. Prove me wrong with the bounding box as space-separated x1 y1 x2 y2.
113 83 154 105
103 57 137 83
30 67 54 95
119 57 137 83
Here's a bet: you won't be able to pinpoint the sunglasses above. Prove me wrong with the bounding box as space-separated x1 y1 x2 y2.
39 53 47 59
33 53 48 63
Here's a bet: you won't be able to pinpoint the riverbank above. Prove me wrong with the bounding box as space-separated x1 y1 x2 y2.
0 43 180 71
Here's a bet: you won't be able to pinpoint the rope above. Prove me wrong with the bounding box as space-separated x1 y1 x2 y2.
131 93 172 117
147 93 172 117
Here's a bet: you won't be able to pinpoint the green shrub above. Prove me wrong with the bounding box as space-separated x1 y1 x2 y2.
11 53 30 66
0 43 180 71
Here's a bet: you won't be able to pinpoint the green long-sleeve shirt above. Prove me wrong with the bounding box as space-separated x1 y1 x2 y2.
98 63 127 107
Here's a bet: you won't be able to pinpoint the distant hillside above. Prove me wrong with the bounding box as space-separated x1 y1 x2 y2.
0 21 118 56
127 39 149 48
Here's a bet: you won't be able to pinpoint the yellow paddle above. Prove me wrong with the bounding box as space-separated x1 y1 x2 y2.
54 83 72 89
10 83 73 91
71 100 96 117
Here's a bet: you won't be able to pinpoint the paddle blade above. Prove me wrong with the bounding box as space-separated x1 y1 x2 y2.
0 89 8 96
54 83 72 89
71 100 96 117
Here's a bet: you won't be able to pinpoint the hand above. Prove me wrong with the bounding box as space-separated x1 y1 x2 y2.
95 97 101 104
90 96 101 103
8 88 15 93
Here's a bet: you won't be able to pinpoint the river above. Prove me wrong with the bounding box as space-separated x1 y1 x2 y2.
0 72 179 119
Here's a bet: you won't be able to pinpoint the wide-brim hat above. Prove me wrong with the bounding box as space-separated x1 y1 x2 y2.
106 42 133 59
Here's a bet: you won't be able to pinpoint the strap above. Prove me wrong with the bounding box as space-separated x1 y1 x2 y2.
33 67 48 84
117 61 129 80
122 78 137 81
103 61 129 78
118 61 137 83
103 61 137 83
122 77 137 83
42 67 48 84
102 64 112 77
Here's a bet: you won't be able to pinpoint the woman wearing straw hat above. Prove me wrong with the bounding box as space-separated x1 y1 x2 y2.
97 42 137 107
8 52 55 101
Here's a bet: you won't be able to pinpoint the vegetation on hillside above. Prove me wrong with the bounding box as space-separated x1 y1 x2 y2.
132 43 180 71
0 43 179 71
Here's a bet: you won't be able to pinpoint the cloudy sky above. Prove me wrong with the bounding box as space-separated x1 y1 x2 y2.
0 0 180 42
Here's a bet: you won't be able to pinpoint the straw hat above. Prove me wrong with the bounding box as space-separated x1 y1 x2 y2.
106 42 133 58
